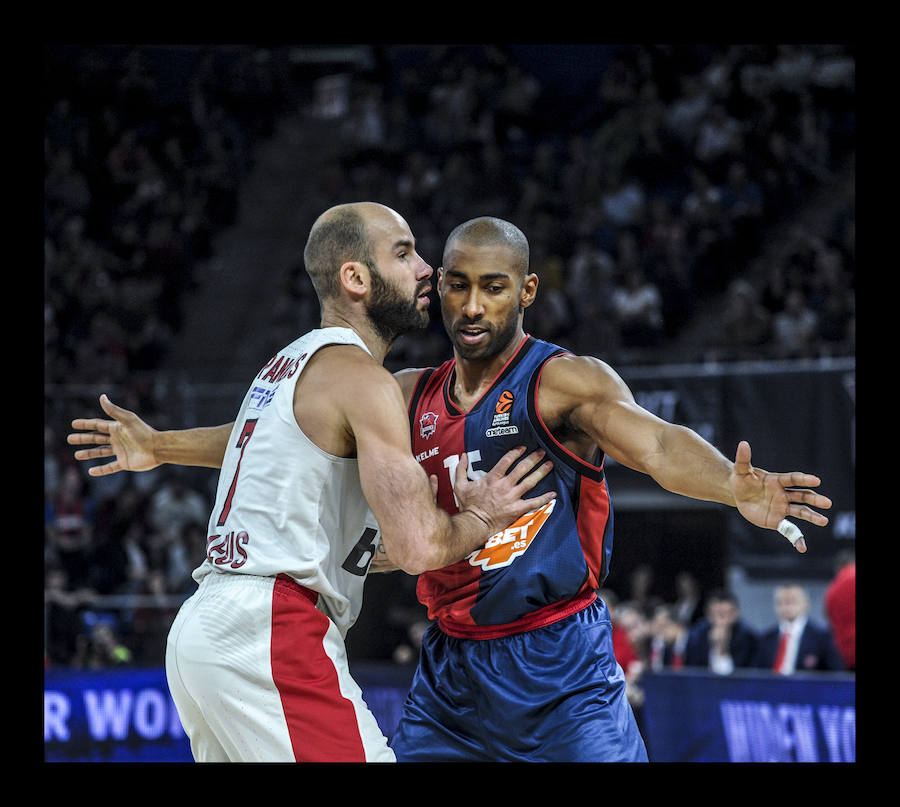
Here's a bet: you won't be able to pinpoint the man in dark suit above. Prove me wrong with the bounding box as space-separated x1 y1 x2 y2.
684 589 758 674
755 582 845 674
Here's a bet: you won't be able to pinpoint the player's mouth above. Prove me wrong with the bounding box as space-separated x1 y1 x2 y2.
457 325 489 346
416 285 432 305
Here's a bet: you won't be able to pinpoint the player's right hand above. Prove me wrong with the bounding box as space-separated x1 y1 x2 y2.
67 394 160 475
454 446 556 537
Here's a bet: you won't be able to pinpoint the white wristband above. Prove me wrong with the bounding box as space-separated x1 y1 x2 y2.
777 519 804 546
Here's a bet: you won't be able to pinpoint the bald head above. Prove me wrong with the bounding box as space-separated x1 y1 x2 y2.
303 202 398 303
443 217 530 278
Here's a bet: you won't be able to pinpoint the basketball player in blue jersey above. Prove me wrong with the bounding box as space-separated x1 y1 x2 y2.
69 216 832 762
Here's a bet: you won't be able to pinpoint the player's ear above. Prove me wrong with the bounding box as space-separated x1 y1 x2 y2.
340 261 369 300
520 273 538 310
436 267 445 298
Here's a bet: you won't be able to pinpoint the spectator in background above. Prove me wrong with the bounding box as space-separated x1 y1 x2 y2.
603 596 648 719
45 465 95 591
566 236 617 353
694 103 743 171
772 288 819 358
170 520 208 597
626 563 660 615
78 618 133 670
616 601 652 667
719 160 765 262
599 588 640 677
755 582 844 673
672 570 704 627
809 243 855 352
825 550 855 671
44 565 92 667
684 589 758 674
129 568 183 665
611 265 665 349
647 604 687 671
147 469 209 551
718 277 772 359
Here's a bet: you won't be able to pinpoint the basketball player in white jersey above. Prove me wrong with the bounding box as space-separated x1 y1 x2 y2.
72 202 556 762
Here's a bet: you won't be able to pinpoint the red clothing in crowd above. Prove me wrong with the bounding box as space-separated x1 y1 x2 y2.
824 562 855 670
613 625 641 674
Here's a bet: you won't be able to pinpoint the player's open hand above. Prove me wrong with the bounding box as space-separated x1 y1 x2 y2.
729 440 832 553
454 446 556 537
67 394 160 475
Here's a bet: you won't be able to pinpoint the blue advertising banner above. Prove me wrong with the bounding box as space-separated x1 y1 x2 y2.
43 663 412 763
45 666 854 762
44 667 192 762
640 670 856 762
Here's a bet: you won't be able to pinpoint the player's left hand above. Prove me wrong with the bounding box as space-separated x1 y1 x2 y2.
729 440 832 553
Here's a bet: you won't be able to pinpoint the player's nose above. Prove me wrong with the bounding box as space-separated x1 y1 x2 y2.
415 255 433 281
461 289 484 319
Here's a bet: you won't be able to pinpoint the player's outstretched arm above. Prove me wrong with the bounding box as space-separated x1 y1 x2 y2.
68 394 232 475
545 355 830 553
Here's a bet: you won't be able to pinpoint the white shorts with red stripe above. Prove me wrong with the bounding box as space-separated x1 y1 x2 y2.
165 572 395 762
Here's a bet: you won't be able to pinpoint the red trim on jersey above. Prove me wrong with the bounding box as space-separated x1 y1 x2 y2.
269 575 366 762
437 587 597 639
532 355 606 477
575 475 611 590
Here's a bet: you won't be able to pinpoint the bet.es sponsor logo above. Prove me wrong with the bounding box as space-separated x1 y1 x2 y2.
468 498 555 570
486 389 519 437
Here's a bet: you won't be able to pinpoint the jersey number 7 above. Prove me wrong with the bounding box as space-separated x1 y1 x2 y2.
216 418 258 526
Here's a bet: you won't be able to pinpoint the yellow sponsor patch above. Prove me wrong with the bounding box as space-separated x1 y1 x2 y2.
467 498 556 570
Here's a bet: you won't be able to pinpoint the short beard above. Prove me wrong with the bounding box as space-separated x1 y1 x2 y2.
444 306 520 361
365 265 429 343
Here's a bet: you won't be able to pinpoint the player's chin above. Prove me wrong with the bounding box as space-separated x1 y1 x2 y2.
454 340 492 360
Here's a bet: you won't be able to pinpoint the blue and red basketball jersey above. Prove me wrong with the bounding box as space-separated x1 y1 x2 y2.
408 335 615 638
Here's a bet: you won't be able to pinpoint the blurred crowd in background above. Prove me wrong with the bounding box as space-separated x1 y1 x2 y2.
44 44 854 672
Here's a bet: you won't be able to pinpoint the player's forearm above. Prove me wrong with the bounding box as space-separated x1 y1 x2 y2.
367 539 404 574
375 474 494 574
382 509 490 576
644 424 736 507
154 423 233 469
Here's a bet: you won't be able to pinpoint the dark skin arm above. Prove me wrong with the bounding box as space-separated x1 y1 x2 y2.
533 354 831 551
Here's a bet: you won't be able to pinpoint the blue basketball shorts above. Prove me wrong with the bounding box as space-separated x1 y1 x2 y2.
390 597 648 762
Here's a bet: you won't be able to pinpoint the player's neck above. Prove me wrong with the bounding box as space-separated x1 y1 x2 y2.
451 331 528 400
318 311 391 364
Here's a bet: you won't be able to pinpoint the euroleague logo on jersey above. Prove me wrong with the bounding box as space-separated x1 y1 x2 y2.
487 389 519 437
468 498 556 570
495 390 514 414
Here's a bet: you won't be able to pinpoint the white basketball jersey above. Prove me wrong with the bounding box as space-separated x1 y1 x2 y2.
192 327 381 636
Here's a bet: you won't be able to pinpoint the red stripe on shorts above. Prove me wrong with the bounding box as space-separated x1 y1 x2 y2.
269 574 366 762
